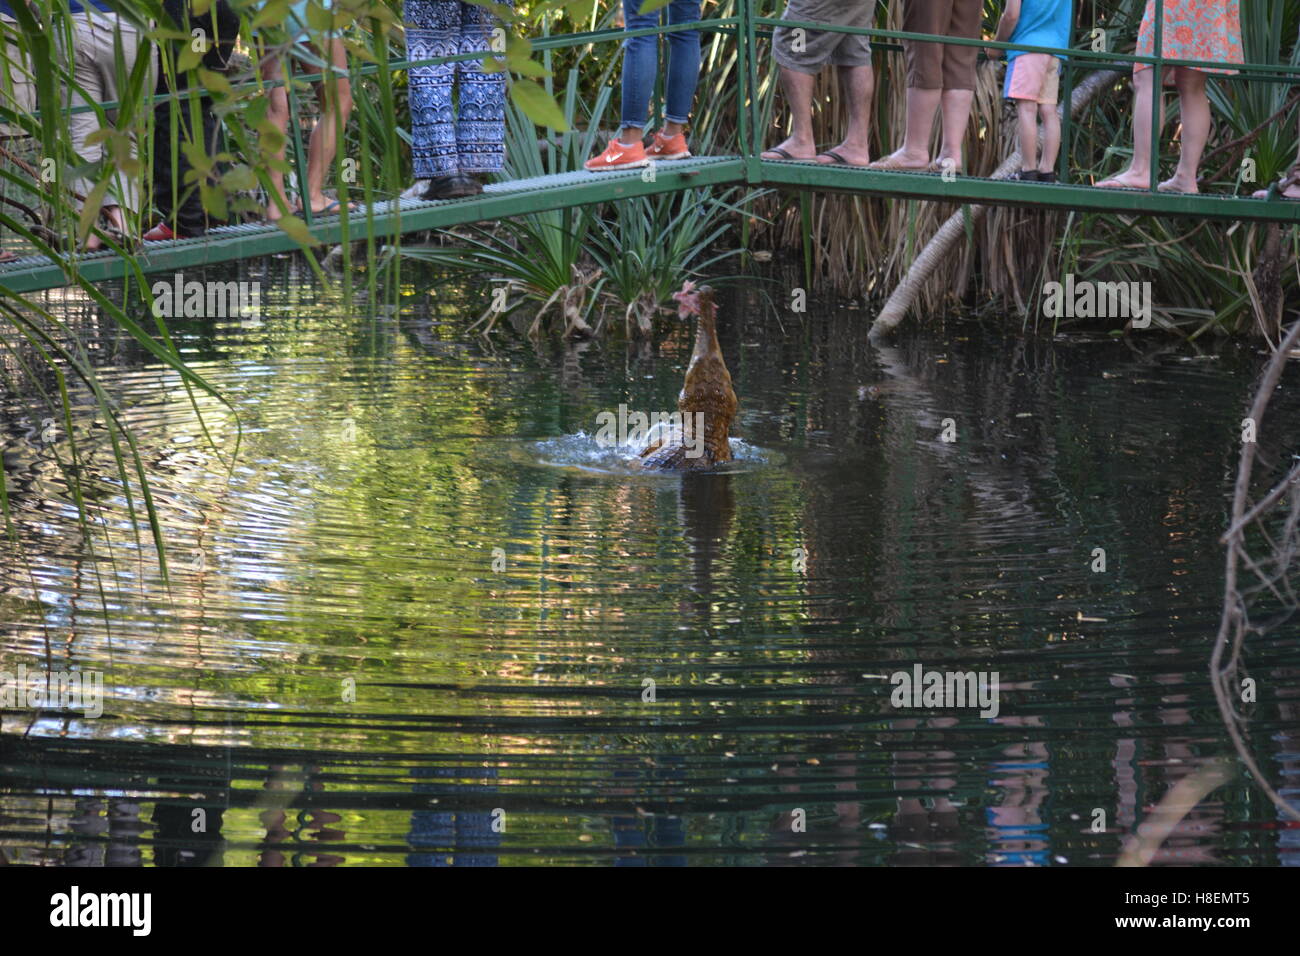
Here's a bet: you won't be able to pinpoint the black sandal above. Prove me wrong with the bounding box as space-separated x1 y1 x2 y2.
423 174 483 201
761 146 805 161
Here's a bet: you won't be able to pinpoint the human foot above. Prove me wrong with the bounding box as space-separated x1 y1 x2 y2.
1157 175 1198 195
868 148 931 171
1095 169 1150 189
761 136 816 161
815 142 870 167
1252 166 1300 200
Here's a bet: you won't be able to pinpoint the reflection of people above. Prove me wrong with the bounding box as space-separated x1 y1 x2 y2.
1097 0 1243 194
762 1 875 167
405 0 510 200
870 0 983 174
406 766 501 866
258 764 346 866
152 772 227 866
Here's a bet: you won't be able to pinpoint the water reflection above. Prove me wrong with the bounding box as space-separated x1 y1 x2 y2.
1 259 1298 865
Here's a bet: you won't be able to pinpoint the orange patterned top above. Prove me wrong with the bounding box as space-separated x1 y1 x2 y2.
1135 0 1244 75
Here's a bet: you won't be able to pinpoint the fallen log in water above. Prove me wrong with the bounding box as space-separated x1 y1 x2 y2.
868 69 1122 342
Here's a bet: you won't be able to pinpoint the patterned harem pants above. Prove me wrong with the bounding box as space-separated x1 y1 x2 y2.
405 0 511 177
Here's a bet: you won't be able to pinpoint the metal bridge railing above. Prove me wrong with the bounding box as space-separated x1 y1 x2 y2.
2 1 1298 236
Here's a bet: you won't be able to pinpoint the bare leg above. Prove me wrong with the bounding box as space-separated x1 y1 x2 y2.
1098 67 1161 188
1163 67 1206 193
84 204 126 251
762 67 818 160
872 86 940 167
303 38 354 213
817 64 873 165
1016 99 1038 172
1038 101 1061 173
936 88 973 169
262 56 293 221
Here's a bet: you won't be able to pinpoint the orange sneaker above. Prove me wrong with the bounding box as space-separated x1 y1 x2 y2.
646 130 691 161
584 137 650 171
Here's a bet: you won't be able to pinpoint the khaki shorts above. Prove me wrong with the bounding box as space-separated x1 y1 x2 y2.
773 0 874 73
903 0 982 91
0 16 36 138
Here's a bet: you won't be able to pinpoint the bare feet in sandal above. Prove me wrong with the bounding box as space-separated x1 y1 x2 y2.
816 143 871 167
761 136 817 162
1095 168 1150 190
1252 164 1300 200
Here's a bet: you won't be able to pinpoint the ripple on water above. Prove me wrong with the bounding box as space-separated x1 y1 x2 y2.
1 269 1298 866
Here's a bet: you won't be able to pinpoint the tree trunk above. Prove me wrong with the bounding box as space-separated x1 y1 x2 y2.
869 69 1122 342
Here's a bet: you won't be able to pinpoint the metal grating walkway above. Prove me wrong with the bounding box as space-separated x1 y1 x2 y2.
0 153 1295 295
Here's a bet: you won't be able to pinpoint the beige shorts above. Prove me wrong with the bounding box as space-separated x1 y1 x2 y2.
773 0 874 73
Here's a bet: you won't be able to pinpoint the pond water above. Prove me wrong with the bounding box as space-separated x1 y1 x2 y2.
1 258 1297 866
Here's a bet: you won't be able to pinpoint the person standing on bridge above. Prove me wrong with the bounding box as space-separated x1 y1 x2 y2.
1096 0 1242 194
869 0 983 175
987 0 1073 183
144 0 242 241
405 0 512 200
62 0 150 250
760 1 877 167
585 0 702 171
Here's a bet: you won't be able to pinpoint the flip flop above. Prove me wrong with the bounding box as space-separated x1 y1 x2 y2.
761 146 811 161
315 199 355 215
866 155 932 172
815 149 869 168
1156 180 1197 195
1094 178 1147 191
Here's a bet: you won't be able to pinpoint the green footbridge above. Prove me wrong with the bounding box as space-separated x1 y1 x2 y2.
2 5 1296 297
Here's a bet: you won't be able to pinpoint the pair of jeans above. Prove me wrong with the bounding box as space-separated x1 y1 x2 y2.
405 0 509 177
620 0 701 131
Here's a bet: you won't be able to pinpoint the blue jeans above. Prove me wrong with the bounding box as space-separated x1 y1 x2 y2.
621 0 701 131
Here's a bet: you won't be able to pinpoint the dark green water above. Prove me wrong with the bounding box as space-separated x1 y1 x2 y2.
1 259 1297 866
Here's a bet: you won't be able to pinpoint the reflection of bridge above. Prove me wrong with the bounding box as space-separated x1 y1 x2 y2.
1 4 1296 296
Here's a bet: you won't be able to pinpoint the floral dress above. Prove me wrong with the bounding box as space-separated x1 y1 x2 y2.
1135 0 1244 76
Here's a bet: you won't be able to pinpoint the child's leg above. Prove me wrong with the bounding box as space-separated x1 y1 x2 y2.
304 38 353 211
262 55 293 220
1167 67 1208 193
1016 99 1039 172
1038 101 1060 173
